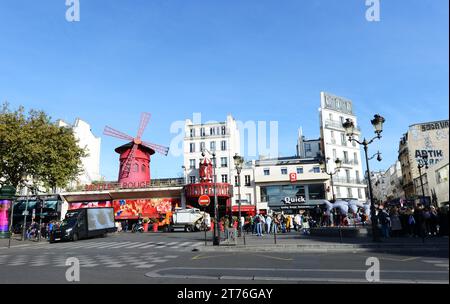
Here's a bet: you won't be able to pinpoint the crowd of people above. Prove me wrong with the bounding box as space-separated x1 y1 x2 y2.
219 203 449 239
20 220 61 240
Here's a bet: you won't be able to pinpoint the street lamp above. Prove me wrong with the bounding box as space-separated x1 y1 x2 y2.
201 149 219 246
342 114 385 242
417 151 429 206
233 153 244 239
321 157 342 202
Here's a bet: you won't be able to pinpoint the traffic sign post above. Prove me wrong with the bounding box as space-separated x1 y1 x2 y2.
198 195 210 246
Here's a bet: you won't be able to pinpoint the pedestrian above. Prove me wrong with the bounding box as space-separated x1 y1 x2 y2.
378 208 390 238
286 215 291 233
302 213 310 235
389 208 402 237
260 214 266 234
265 215 272 234
255 214 263 236
294 213 301 231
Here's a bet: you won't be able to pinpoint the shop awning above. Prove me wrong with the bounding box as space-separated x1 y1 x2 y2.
232 205 256 212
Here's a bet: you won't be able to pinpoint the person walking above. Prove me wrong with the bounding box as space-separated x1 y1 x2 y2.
294 213 302 231
378 208 391 238
389 208 402 237
265 215 272 234
256 214 263 236
286 215 291 233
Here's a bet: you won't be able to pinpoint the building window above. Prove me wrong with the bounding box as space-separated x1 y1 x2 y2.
343 151 349 163
221 157 228 167
190 128 195 138
347 188 353 198
355 170 360 183
332 149 337 160
313 167 320 173
200 142 205 152
354 152 358 165
264 169 270 176
246 194 252 204
200 127 206 137
189 176 196 184
297 167 303 174
221 126 226 135
245 175 251 186
221 174 228 183
281 168 288 175
189 159 196 169
305 144 311 152
329 113 333 121
336 187 341 197
308 184 326 200
346 170 351 183
221 140 227 151
358 188 363 199
190 143 195 153
210 127 216 136
341 133 347 146
340 116 344 124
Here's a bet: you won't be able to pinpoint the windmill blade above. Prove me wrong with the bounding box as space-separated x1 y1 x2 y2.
104 126 134 142
142 140 169 156
136 112 151 139
120 143 139 179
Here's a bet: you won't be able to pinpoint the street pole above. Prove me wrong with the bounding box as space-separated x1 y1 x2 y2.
213 154 220 246
418 165 426 205
22 188 30 241
364 143 379 242
38 196 44 242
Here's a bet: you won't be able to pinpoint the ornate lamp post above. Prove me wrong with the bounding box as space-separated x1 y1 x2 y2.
417 152 429 206
233 153 244 239
342 114 385 242
321 157 342 202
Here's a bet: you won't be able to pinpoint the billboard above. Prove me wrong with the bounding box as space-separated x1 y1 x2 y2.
113 198 180 219
68 201 112 210
0 200 11 236
87 208 115 231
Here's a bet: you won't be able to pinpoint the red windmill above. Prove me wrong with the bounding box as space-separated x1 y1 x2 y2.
103 113 169 184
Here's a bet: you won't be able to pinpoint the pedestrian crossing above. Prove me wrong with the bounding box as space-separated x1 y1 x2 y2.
0 253 178 269
4 240 205 251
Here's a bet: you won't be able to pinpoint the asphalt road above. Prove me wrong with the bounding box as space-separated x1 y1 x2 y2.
0 232 448 284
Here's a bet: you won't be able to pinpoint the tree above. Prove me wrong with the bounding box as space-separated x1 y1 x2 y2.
0 102 86 192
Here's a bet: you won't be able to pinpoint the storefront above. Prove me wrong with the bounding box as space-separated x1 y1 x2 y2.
260 183 327 214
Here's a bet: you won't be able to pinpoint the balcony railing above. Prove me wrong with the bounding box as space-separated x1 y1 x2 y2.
333 177 365 185
325 120 361 133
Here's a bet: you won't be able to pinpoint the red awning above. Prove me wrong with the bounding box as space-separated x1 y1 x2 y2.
232 205 256 212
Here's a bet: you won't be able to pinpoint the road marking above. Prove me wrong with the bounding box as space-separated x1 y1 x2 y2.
124 243 152 249
166 242 178 246
192 253 236 260
140 243 156 249
249 253 293 261
106 242 139 249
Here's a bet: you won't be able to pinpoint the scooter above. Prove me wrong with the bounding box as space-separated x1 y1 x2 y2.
131 221 144 233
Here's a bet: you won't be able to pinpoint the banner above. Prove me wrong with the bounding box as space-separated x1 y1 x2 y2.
0 200 11 235
68 201 112 210
113 198 180 219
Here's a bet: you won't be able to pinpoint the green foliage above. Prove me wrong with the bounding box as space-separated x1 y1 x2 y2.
0 102 86 191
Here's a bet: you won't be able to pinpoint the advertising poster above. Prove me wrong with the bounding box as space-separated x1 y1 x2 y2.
68 201 112 210
113 198 180 219
0 200 11 235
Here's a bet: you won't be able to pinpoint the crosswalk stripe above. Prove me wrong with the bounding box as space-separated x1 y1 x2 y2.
192 242 203 247
97 242 130 249
177 242 192 247
166 242 177 246
140 243 156 249
107 242 140 249
124 243 152 249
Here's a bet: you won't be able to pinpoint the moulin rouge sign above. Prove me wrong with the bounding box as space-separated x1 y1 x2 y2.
84 181 152 191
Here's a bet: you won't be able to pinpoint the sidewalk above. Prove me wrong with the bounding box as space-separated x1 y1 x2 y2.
196 232 449 253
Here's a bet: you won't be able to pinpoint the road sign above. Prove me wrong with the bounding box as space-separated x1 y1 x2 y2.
289 172 297 182
198 195 210 207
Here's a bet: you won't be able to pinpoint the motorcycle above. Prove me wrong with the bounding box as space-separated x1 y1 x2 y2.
131 221 144 233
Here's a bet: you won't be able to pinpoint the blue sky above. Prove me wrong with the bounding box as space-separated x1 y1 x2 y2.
1 0 448 181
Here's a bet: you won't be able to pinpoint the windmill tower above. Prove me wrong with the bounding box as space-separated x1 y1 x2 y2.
103 113 169 184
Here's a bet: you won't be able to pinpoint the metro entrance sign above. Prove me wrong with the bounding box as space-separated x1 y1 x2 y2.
198 195 210 207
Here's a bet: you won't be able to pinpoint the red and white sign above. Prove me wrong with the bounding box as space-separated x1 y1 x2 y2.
198 195 211 207
289 173 297 182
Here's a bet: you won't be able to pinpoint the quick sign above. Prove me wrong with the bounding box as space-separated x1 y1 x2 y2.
289 173 297 182
284 197 305 204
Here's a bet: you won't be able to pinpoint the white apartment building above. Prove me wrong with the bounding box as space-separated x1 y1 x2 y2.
183 115 256 208
319 92 367 202
56 118 102 187
254 157 329 214
296 127 321 158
